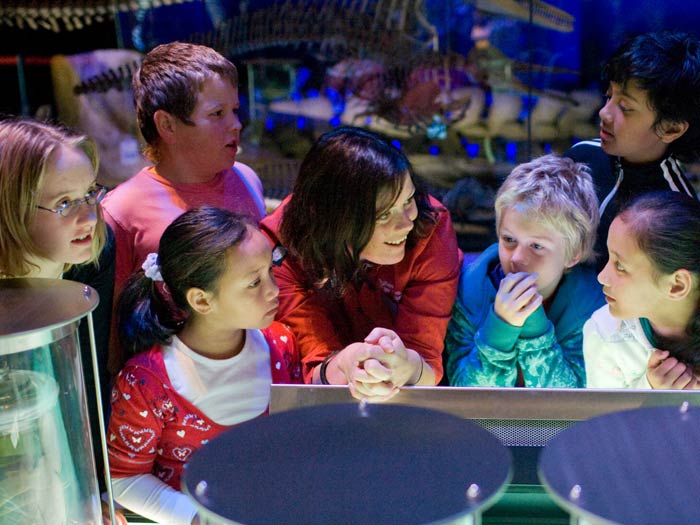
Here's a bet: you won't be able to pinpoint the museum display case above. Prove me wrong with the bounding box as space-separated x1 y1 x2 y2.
1 3 699 523
0 279 111 525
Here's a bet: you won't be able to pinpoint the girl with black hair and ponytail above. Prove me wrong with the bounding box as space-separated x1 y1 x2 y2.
107 206 301 525
584 191 700 389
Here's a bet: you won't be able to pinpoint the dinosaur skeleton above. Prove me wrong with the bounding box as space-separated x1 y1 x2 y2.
72 0 440 94
0 0 573 34
475 0 574 33
72 58 141 95
189 0 439 60
60 0 576 139
0 0 197 32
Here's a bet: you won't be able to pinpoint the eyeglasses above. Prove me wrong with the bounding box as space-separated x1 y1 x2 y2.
36 186 107 218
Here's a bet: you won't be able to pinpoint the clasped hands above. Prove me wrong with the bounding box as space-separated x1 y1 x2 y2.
334 327 423 403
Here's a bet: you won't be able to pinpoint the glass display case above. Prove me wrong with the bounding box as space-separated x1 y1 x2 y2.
1 4 700 524
2 0 700 252
0 279 104 525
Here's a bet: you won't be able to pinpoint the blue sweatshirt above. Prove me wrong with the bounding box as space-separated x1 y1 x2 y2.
445 244 605 387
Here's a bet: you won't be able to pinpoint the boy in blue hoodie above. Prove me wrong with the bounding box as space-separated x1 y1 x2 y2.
445 155 604 387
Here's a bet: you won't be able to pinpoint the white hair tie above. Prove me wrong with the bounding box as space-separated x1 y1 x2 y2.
141 253 163 282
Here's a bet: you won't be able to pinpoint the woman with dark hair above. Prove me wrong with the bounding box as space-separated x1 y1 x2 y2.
584 191 700 389
260 126 462 401
108 207 301 525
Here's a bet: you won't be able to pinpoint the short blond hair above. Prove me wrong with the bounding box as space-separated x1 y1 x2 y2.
0 118 106 277
495 154 599 264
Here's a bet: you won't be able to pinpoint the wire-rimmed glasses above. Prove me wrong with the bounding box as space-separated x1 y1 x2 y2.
36 186 107 218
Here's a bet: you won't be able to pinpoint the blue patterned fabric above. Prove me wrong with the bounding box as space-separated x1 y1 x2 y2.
445 243 605 387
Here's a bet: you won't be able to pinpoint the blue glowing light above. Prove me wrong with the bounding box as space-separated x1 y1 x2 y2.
506 142 517 162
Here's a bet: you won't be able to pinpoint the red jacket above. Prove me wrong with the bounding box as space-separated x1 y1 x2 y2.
260 195 462 383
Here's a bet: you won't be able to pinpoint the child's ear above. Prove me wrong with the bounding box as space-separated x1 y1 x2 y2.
666 268 694 301
659 120 689 144
186 287 213 314
153 110 178 145
565 250 582 269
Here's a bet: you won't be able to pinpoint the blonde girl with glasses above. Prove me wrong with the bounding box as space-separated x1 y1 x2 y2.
0 117 125 525
0 118 107 278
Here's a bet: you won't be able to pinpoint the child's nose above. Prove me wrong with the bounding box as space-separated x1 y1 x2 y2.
599 98 612 123
267 277 279 300
597 263 610 286
227 112 242 131
512 245 528 266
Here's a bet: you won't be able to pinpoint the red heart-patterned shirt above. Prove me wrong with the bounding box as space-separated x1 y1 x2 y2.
107 322 301 490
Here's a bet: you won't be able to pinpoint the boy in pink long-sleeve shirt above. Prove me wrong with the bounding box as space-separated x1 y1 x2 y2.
101 42 265 374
